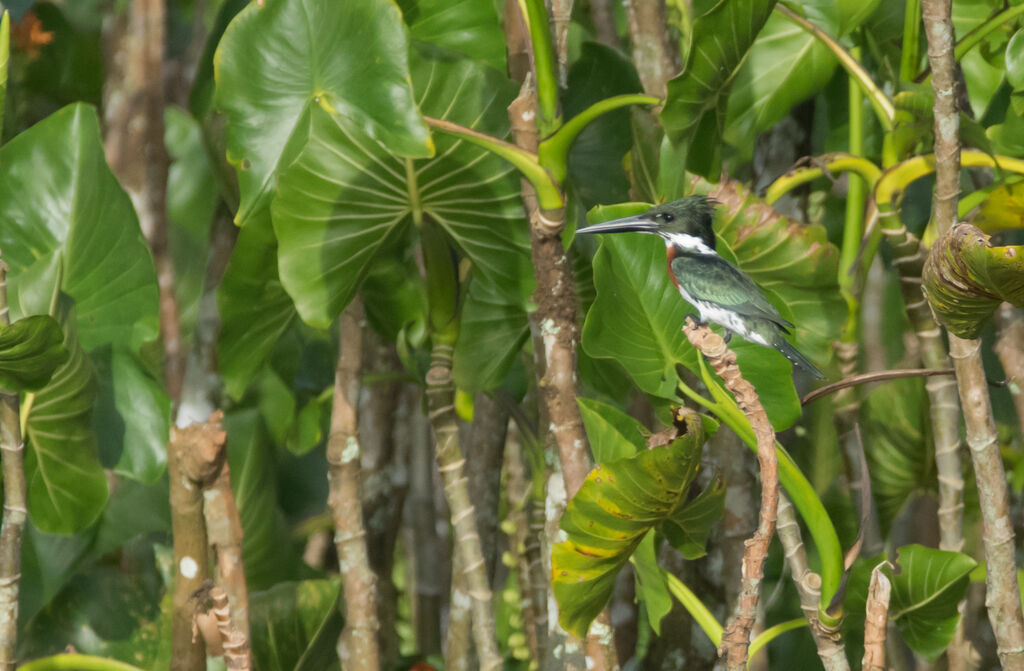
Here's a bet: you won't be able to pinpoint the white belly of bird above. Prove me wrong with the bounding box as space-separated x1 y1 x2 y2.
677 287 770 347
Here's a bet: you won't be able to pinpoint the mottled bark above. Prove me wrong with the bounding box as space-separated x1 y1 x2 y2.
777 496 848 671
327 299 380 671
922 0 1023 666
551 0 573 85
425 343 502 671
202 585 251 670
589 0 620 47
203 461 250 650
682 318 778 671
624 0 677 98
509 83 619 671
360 334 407 667
862 562 893 671
0 261 25 671
169 412 226 670
103 0 184 413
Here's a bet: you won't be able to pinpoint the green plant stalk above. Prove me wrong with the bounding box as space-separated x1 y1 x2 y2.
421 221 502 670
677 372 843 622
424 116 563 210
18 655 146 671
539 94 662 182
517 0 560 133
775 5 894 130
748 619 806 661
664 570 724 646
764 154 882 206
900 0 921 82
841 45 868 342
956 4 1024 62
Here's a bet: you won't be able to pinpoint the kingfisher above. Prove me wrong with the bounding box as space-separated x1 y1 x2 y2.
578 195 824 379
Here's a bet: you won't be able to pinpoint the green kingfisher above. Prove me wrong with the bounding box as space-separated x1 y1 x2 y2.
578 195 824 379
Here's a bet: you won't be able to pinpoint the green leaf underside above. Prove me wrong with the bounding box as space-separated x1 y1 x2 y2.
215 0 433 224
661 0 779 178
0 315 67 392
553 418 717 637
272 49 530 329
397 0 506 72
888 544 977 661
630 533 673 635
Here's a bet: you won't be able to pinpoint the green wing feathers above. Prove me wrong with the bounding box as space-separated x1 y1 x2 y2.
670 255 793 331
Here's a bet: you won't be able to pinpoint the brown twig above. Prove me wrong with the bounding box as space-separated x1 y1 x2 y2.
682 317 778 670
551 0 573 86
777 496 849 671
202 461 250 649
861 561 894 671
801 368 956 406
169 411 227 670
0 259 25 671
922 0 1024 666
327 298 380 671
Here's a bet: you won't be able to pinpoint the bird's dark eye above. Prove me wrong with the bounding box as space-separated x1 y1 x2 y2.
661 213 674 222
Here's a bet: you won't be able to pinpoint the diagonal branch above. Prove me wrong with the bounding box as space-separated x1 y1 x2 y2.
682 317 778 670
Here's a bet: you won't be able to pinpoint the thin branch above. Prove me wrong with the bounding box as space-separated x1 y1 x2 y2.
625 0 677 98
801 368 955 406
0 258 25 671
327 298 380 671
682 317 778 670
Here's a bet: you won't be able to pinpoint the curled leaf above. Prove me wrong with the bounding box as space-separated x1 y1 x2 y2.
0 314 67 391
922 223 1024 338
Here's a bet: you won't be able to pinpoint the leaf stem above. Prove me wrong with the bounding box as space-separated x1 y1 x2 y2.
775 5 894 130
748 619 806 661
900 0 921 82
424 116 563 210
764 154 882 205
539 94 662 182
517 0 560 132
663 570 723 646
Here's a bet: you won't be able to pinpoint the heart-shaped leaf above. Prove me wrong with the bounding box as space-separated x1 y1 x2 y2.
0 315 67 392
661 0 778 179
552 414 715 637
215 0 433 225
922 222 1024 338
271 48 529 328
888 544 977 661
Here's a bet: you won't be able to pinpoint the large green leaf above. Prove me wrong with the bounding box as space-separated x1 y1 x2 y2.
271 48 529 328
922 223 1024 338
24 310 108 534
580 223 803 430
630 533 673 635
249 579 343 671
862 378 933 535
662 476 725 560
214 0 433 225
0 103 169 484
888 545 977 661
453 275 530 393
724 1 840 156
660 0 778 179
0 104 159 353
0 315 67 392
397 0 506 72
552 414 715 637
217 208 299 400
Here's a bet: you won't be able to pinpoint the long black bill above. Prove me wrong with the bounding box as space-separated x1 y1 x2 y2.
576 215 658 235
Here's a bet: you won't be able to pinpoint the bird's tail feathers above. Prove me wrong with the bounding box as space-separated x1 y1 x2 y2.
774 338 824 379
